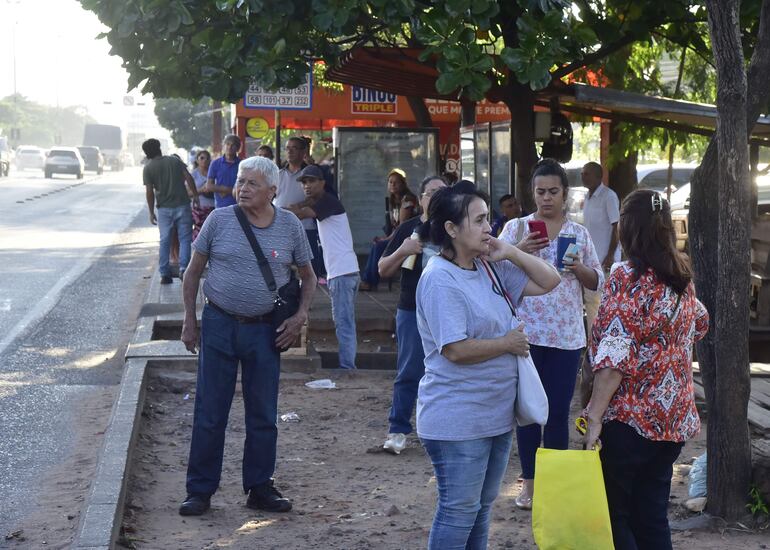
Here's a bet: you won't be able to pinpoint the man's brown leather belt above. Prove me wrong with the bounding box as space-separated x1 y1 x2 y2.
205 298 273 324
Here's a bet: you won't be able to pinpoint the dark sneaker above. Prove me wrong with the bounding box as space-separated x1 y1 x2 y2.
179 270 185 282
160 275 173 285
246 479 292 512
179 494 210 516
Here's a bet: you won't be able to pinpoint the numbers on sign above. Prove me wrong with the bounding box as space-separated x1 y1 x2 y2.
279 96 292 105
297 85 308 94
265 96 277 105
295 97 309 106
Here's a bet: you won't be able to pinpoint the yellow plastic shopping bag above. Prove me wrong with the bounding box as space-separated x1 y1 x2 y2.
532 447 614 550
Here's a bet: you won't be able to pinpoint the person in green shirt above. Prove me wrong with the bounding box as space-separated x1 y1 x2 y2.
142 138 199 284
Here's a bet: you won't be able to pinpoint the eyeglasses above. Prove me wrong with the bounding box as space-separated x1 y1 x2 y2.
534 187 563 196
422 189 440 198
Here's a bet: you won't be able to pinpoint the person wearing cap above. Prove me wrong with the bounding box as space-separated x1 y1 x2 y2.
359 168 418 291
275 136 327 282
287 164 360 369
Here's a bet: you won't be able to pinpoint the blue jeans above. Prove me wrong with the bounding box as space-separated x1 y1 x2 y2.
422 432 514 550
388 308 425 434
361 239 389 287
516 345 582 479
157 205 192 277
328 273 360 369
186 304 281 496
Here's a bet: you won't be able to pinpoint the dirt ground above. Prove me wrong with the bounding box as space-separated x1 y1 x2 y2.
114 367 769 550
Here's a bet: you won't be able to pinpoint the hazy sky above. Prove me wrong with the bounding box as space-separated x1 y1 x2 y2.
0 0 154 120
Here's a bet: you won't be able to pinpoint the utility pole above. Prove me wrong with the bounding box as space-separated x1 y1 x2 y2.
212 101 222 155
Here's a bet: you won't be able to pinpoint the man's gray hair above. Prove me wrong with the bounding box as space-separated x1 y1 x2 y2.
238 155 279 187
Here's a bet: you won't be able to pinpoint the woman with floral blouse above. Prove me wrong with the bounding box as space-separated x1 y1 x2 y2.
499 158 603 509
584 190 708 550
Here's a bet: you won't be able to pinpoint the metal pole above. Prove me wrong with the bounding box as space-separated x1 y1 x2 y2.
275 110 282 166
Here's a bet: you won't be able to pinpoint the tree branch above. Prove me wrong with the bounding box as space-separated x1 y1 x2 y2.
551 32 638 79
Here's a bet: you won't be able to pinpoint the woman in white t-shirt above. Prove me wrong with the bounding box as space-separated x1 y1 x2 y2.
416 182 560 549
499 158 603 510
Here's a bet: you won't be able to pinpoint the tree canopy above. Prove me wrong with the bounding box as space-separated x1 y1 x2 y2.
81 0 697 103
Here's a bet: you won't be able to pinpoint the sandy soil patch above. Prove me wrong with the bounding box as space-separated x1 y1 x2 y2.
118 367 769 550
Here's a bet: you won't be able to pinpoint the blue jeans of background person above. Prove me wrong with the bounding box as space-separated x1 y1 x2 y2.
517 345 582 479
186 304 281 496
306 228 326 278
361 239 389 287
600 421 684 550
157 204 192 277
422 431 514 550
328 272 360 369
388 308 425 434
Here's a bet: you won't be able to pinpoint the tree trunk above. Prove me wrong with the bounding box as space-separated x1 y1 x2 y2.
607 120 638 202
406 96 433 128
691 0 770 520
701 0 752 521
501 82 538 213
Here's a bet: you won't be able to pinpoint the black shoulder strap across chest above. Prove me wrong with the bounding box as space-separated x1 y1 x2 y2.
233 205 277 292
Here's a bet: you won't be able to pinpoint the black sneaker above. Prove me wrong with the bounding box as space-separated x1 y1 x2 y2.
179 494 210 516
160 275 173 285
246 479 292 512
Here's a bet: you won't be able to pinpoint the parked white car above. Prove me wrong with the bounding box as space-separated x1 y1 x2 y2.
44 147 85 179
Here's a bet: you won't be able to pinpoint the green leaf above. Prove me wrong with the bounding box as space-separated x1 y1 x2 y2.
500 47 525 71
177 3 194 26
117 18 135 38
469 55 493 72
435 71 463 94
470 0 489 15
166 12 182 33
216 0 235 11
312 12 333 31
273 38 286 55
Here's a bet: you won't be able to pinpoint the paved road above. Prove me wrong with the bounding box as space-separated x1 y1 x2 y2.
0 167 160 538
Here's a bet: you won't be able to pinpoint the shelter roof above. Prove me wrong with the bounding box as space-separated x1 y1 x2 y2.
327 47 770 146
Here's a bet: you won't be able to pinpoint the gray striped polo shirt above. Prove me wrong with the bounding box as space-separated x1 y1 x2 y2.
193 205 313 316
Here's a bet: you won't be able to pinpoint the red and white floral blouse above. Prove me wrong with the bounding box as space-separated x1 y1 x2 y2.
590 262 709 442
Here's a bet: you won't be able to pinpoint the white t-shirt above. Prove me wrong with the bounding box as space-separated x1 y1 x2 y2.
276 165 315 230
582 184 620 263
313 192 359 279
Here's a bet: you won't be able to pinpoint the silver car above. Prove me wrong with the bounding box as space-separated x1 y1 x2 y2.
44 147 86 179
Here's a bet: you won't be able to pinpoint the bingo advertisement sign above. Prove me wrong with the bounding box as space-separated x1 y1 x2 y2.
244 71 312 110
351 86 397 115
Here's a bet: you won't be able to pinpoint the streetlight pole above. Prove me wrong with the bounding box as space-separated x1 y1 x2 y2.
6 0 21 101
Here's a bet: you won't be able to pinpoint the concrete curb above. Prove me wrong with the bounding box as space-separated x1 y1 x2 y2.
73 359 148 549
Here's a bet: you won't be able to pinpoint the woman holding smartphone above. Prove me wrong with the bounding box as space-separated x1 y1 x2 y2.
417 182 560 548
498 158 603 510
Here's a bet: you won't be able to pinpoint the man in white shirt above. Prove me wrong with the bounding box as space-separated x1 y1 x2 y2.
288 165 360 369
275 136 325 280
581 161 620 330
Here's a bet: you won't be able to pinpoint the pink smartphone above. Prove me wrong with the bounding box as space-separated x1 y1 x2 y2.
527 219 547 238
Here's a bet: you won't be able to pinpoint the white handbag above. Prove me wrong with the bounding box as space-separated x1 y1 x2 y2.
481 260 549 427
515 353 549 426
